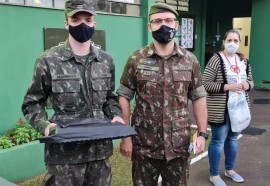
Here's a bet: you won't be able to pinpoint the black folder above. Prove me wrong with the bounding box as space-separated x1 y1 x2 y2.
39 118 136 143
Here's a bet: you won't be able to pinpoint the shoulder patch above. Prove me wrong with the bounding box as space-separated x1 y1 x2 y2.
139 59 156 65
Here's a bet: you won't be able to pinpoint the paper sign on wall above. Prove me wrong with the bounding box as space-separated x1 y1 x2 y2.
180 17 194 50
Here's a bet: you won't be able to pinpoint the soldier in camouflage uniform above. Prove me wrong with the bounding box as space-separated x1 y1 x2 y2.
117 2 208 186
21 0 124 185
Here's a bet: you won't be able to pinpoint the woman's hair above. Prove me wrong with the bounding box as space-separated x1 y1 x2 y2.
223 29 241 41
221 29 244 60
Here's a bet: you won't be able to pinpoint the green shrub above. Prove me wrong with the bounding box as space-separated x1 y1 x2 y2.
0 118 41 149
0 136 14 149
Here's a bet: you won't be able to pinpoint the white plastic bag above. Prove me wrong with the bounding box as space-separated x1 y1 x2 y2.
228 92 251 132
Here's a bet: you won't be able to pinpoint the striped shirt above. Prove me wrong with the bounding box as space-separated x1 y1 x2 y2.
202 53 254 125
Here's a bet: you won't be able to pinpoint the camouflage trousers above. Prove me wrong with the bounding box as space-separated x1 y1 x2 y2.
43 158 111 186
132 154 190 186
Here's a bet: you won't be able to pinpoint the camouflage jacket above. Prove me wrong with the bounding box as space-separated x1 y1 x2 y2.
117 42 206 161
22 41 121 164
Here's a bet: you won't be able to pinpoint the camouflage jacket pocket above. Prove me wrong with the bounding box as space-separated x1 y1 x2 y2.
52 74 80 93
91 73 112 105
132 110 159 148
172 66 192 94
171 119 190 149
51 75 81 110
91 73 112 91
136 65 159 95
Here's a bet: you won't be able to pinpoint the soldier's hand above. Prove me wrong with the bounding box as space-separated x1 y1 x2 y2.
111 116 125 124
120 137 132 158
44 123 57 136
195 136 206 154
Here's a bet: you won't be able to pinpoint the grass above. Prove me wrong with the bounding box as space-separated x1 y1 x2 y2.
17 130 211 186
110 146 132 186
17 175 44 186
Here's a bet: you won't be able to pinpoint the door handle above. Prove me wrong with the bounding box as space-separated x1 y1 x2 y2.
245 36 248 46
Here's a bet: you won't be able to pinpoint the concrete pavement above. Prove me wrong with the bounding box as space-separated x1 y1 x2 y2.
188 89 270 186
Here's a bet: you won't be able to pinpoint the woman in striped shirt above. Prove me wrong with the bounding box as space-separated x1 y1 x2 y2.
203 29 254 186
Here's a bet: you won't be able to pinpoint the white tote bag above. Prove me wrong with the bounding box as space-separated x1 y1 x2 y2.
228 92 251 132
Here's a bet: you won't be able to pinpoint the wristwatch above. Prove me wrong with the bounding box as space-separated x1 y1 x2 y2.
198 132 208 140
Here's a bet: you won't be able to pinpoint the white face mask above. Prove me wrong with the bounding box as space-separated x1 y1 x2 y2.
224 42 239 54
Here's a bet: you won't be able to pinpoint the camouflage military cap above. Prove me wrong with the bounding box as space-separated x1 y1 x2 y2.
149 2 178 17
65 0 96 17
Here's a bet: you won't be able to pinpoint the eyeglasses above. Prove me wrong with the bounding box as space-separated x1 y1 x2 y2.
150 18 176 25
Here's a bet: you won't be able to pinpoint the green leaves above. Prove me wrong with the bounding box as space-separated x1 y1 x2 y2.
13 127 30 145
0 136 14 149
0 118 41 149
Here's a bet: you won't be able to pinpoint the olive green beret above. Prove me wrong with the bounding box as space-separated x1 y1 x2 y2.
65 0 96 17
149 2 178 17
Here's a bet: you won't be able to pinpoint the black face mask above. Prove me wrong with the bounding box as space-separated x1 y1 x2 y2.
68 23 95 43
152 25 177 44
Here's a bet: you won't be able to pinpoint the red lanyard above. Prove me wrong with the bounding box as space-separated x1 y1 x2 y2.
223 51 240 74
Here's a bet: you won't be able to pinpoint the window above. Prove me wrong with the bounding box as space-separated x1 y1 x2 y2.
53 0 65 9
7 0 24 5
0 0 63 7
155 0 189 12
0 0 141 16
26 0 53 7
94 0 141 16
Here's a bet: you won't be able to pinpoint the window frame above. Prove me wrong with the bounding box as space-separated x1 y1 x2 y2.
0 0 141 17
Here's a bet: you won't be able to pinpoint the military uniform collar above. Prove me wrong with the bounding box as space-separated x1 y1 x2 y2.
146 42 184 58
91 43 103 62
60 40 73 61
61 40 103 62
145 43 156 57
174 42 185 56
